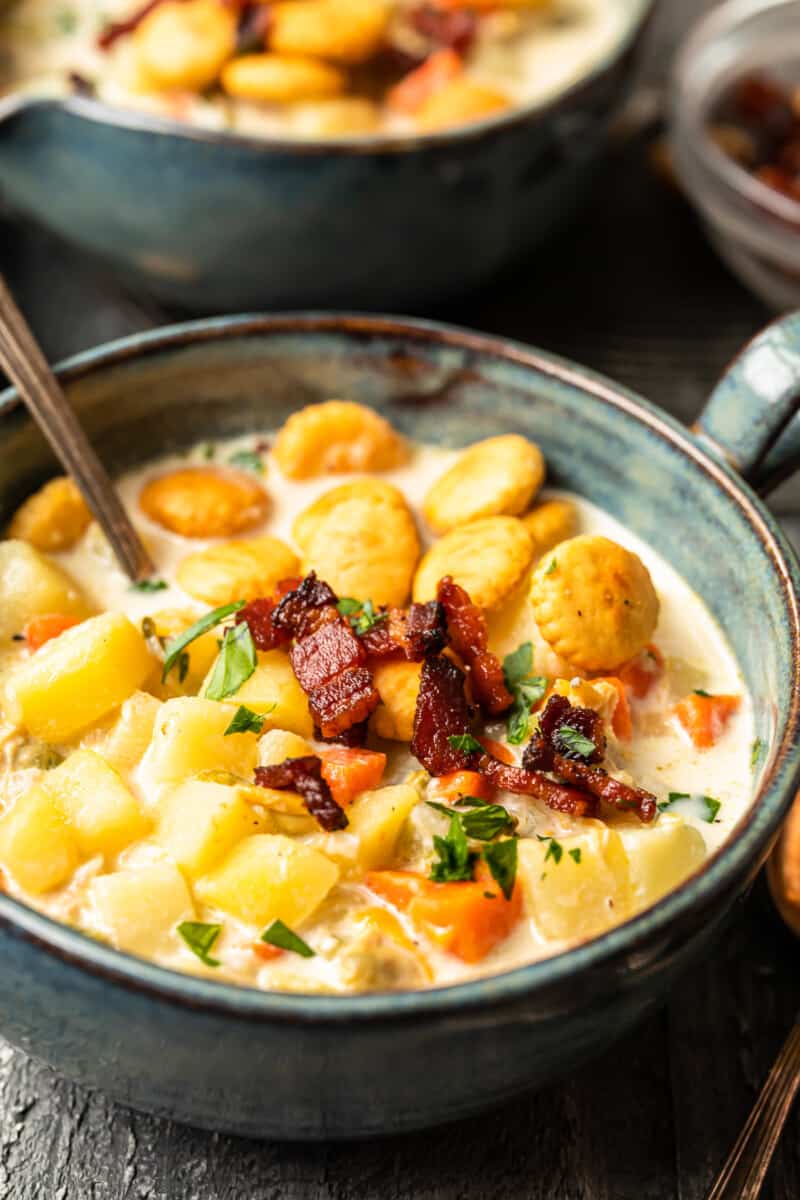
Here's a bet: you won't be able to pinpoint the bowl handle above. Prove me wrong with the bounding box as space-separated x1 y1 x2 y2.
693 312 800 496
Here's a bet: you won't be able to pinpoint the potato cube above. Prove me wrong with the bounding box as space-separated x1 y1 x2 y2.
212 649 313 738
258 728 312 766
347 784 420 870
616 814 706 911
0 785 80 894
87 862 194 956
154 779 270 878
6 612 154 741
517 823 631 942
44 748 149 859
195 833 338 927
0 539 89 641
140 697 259 794
99 691 162 772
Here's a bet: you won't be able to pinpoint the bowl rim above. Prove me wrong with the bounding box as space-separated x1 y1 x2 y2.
1 310 798 1024
0 0 655 155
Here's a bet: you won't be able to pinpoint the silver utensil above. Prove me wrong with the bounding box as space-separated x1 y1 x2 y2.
0 272 154 580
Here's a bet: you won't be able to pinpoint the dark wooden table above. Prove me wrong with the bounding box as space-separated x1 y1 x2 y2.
2 2 799 1196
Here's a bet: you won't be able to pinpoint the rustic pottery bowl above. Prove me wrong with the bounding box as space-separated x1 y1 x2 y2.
0 1 653 311
0 313 799 1140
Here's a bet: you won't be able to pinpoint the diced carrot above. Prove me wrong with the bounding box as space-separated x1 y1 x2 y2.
428 769 494 804
24 613 80 652
355 906 432 980
366 868 522 964
318 747 387 807
252 942 284 962
478 736 514 765
673 693 741 749
618 643 664 700
595 676 633 740
387 48 463 114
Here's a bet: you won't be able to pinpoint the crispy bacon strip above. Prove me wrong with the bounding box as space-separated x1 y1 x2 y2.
236 597 288 651
97 0 163 49
411 656 477 776
437 576 513 716
255 756 348 832
548 757 657 823
409 5 478 54
479 755 599 819
272 572 339 639
315 720 368 748
360 601 447 662
523 693 606 770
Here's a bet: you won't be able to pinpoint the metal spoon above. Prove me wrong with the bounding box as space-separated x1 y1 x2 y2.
0 272 155 580
705 804 800 1199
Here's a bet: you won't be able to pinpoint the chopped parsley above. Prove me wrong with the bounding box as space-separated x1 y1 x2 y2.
202 443 215 460
261 919 315 958
703 795 722 823
205 621 257 701
228 449 264 474
693 688 711 697
545 558 558 575
162 600 245 681
568 848 582 864
336 596 387 635
177 651 190 685
557 725 596 758
129 579 168 593
430 814 477 883
483 837 518 900
426 796 516 841
178 921 222 967
503 642 548 745
751 737 764 769
447 733 483 755
539 835 563 865
658 791 721 823
658 790 690 813
224 704 269 736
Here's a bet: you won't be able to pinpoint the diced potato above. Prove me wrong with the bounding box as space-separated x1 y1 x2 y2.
140 697 259 794
44 749 149 860
517 823 631 942
616 814 706 910
346 783 420 870
214 649 313 738
195 833 338 927
0 540 89 642
87 862 194 956
369 660 421 742
154 779 269 878
0 784 80 894
99 691 162 772
258 728 312 766
5 612 154 742
146 609 221 694
7 477 91 552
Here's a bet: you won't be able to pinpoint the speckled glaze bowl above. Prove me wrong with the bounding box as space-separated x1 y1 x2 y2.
0 1 653 311
0 313 799 1140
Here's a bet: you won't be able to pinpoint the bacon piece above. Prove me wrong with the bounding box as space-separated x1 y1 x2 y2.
97 0 163 49
315 720 369 748
479 756 599 819
254 756 348 832
236 597 288 651
411 656 477 776
361 601 446 662
308 667 379 738
548 756 657 823
272 572 339 640
410 5 478 54
437 576 513 716
523 693 606 770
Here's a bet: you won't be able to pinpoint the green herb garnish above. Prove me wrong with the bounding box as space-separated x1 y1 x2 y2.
502 642 547 745
568 848 582 864
224 704 268 736
658 791 720 822
202 443 215 460
425 798 515 842
161 600 245 681
545 558 558 575
336 596 387 635
693 688 711 697
261 919 315 958
751 737 763 769
177 651 190 685
228 449 264 474
130 579 168 593
557 725 596 758
430 814 477 883
447 733 483 755
542 836 563 865
205 621 257 701
483 838 518 900
178 921 222 967
702 795 721 823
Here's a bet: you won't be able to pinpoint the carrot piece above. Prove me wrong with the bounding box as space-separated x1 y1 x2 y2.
24 613 80 652
673 693 741 749
428 769 494 804
387 48 463 114
618 643 664 700
478 736 514 765
355 907 432 980
366 868 522 964
318 747 387 807
252 941 284 962
595 677 633 740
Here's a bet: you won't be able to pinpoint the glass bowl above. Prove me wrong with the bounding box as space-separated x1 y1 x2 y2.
670 0 800 310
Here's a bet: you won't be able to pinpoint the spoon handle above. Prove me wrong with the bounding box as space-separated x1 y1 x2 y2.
0 273 155 581
706 1020 800 1200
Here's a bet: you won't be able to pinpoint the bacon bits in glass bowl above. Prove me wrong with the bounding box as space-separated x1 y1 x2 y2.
670 0 800 310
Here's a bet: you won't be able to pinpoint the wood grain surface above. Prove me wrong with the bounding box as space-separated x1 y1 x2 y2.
1 1 799 1196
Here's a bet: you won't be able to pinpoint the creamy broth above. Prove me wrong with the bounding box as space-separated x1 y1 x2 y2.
1 0 634 139
0 426 754 995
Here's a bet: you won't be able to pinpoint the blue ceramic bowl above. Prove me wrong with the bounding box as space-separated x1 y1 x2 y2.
0 1 653 311
0 312 799 1140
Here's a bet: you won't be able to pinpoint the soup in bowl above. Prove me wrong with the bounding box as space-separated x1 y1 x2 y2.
0 314 796 1139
